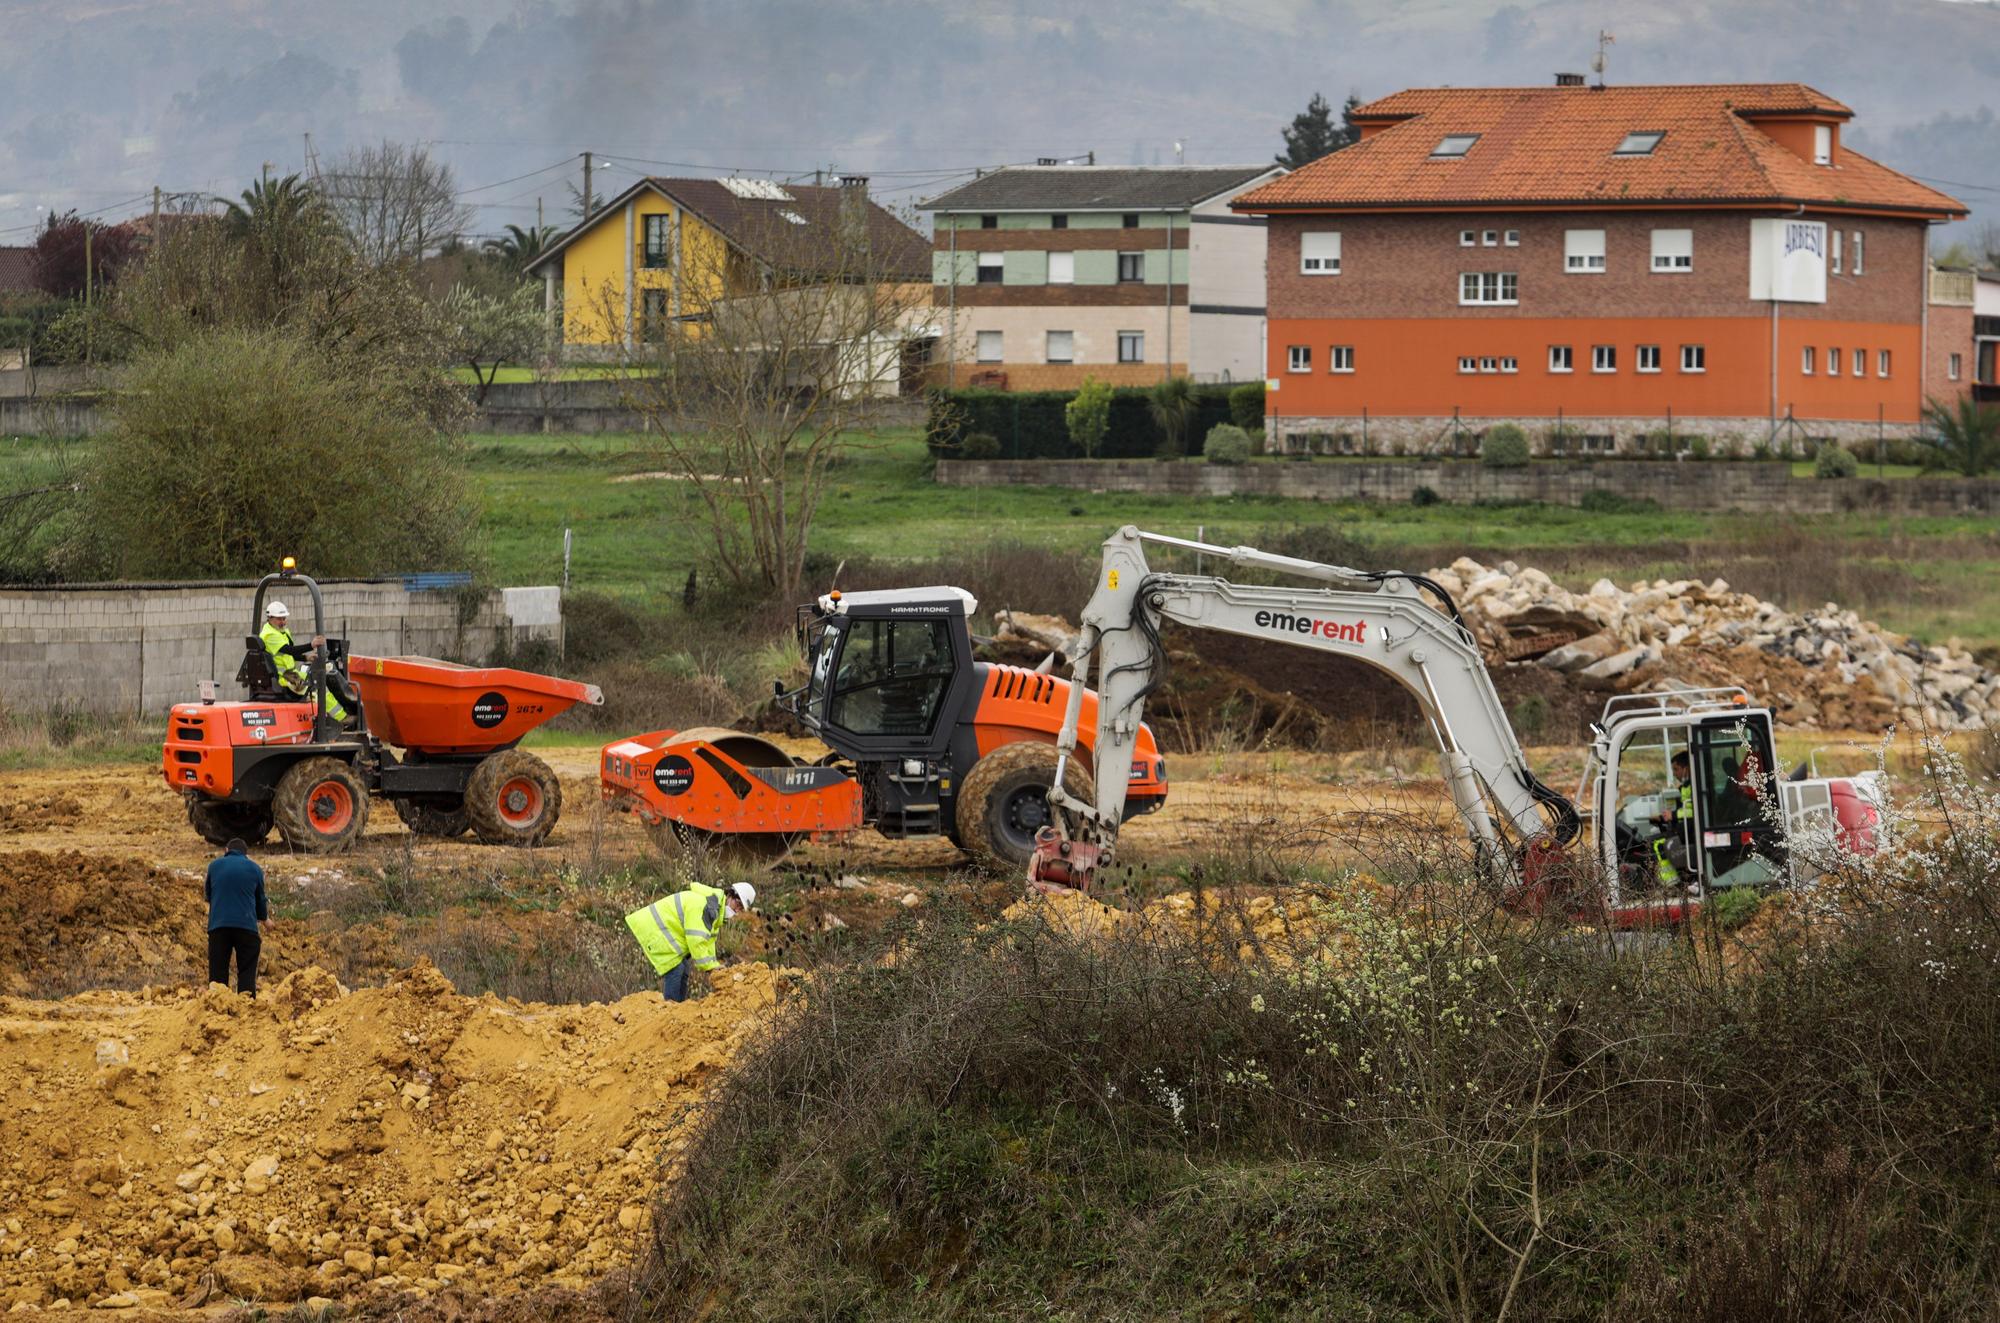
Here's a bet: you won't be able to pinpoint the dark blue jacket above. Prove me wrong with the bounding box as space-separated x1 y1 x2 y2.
205 849 267 932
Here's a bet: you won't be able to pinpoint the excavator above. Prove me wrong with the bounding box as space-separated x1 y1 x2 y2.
1027 527 1882 928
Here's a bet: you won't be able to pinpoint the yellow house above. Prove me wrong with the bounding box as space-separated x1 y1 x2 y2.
526 175 931 351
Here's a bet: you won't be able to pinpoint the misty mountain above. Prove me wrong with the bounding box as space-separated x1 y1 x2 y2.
2 0 1995 242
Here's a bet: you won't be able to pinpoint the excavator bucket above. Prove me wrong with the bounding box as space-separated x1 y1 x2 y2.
349 655 603 755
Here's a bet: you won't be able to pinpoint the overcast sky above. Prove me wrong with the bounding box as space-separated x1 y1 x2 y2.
2 0 1996 243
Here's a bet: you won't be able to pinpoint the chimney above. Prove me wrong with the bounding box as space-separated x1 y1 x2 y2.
1554 72 1586 87
1036 157 1059 166
838 174 869 190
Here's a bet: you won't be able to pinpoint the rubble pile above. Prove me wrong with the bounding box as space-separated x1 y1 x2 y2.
1430 557 1998 732
0 961 786 1311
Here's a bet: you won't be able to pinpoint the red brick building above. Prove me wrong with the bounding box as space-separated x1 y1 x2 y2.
1232 82 1969 454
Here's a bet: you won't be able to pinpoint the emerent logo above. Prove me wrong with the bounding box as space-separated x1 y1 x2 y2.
1253 609 1367 644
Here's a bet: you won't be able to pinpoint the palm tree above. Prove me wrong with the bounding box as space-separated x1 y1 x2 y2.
1147 375 1198 459
219 173 322 236
1919 396 2000 477
483 223 557 269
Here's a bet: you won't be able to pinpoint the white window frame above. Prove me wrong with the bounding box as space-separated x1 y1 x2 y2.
1117 331 1144 364
1680 344 1706 373
1460 230 1476 247
1831 229 1842 275
1828 346 1841 377
1852 231 1864 275
1499 356 1518 374
976 252 1004 284
1047 251 1075 285
1459 271 1518 305
1650 228 1693 273
1458 356 1478 374
1853 348 1865 377
1592 344 1617 373
1949 353 1961 382
975 329 1003 363
1287 344 1311 374
1045 330 1074 364
1300 231 1342 275
1802 345 1815 375
1814 125 1832 165
1117 251 1145 283
1878 349 1891 378
1636 344 1661 373
1478 356 1498 374
1482 229 1499 247
1329 345 1355 373
1549 345 1573 374
1565 229 1606 273
1503 229 1520 247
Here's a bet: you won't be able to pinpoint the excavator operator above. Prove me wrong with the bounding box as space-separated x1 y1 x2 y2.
1649 750 1697 889
260 601 349 722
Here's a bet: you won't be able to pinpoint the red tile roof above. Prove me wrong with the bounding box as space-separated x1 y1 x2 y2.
1234 84 1965 219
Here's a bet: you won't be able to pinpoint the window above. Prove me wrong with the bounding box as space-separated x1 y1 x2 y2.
1813 125 1832 166
1949 353 1962 382
1831 229 1842 274
1615 130 1666 156
1330 345 1355 373
977 252 1004 284
1432 134 1479 158
1565 229 1606 272
975 330 1003 363
980 214 998 229
1651 228 1693 272
1287 344 1312 373
1479 355 1498 373
1637 344 1661 373
828 618 956 736
1878 349 1891 378
1681 344 1706 373
1499 356 1518 373
1051 214 1068 230
1853 348 1865 377
1300 231 1342 274
1045 330 1073 364
1592 344 1617 373
1122 212 1140 229
1549 344 1573 373
1459 271 1518 305
1459 356 1478 374
1460 230 1476 247
1482 229 1499 247
1048 251 1075 284
642 214 673 269
1852 231 1864 274
1802 345 1815 375
1118 331 1144 364
1828 346 1840 377
1117 251 1144 283
1504 229 1520 246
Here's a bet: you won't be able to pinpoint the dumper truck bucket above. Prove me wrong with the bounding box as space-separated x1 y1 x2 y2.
349 655 603 755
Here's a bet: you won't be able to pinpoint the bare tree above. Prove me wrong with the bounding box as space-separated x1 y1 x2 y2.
320 140 474 265
599 189 932 599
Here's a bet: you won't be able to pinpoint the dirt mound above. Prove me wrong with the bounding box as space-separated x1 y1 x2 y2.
0 794 84 833
0 961 787 1312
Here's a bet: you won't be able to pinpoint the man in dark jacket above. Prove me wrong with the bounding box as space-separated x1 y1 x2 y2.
205 838 267 996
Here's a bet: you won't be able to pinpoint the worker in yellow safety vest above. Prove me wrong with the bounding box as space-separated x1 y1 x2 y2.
1651 751 1697 890
260 602 347 721
625 880 757 1002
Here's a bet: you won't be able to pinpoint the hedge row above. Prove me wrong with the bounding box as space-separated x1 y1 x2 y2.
928 385 1257 460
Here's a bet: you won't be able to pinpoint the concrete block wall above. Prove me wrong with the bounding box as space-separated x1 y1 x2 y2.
0 580 567 718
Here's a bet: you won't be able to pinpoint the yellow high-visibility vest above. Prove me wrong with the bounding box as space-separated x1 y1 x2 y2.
624 883 727 976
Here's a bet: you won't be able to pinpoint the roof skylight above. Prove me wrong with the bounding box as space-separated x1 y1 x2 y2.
721 177 794 201
1431 134 1480 159
778 210 808 225
1614 131 1666 156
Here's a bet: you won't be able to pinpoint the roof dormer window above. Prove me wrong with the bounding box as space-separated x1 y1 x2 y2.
1431 134 1480 159
1614 131 1665 156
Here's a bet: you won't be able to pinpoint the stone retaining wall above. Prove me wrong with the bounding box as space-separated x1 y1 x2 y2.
934 458 2000 516
0 581 564 718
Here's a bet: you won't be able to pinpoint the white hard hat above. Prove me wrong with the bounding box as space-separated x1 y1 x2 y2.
729 881 757 911
266 601 290 619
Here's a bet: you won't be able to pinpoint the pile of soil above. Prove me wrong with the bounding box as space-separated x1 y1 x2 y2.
0 794 84 834
0 961 787 1311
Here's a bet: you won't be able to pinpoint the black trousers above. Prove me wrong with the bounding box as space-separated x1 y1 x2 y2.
207 927 261 996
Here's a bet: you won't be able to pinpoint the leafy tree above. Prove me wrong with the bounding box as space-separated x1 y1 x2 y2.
444 281 546 404
483 223 558 271
1202 423 1253 465
1277 91 1362 168
1148 376 1198 458
30 212 139 301
1480 423 1531 469
1919 396 2000 476
1065 376 1113 458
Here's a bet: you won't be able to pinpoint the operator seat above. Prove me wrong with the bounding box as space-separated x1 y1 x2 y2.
236 637 285 702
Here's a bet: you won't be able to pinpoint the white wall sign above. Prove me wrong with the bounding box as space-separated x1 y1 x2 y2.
1748 218 1828 303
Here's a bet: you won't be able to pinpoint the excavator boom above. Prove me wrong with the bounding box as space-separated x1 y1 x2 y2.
1031 526 1577 888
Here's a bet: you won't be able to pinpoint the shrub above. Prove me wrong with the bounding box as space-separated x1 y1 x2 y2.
1480 423 1530 469
1227 381 1266 431
1751 441 1773 461
1063 376 1112 459
1410 485 1442 507
1203 423 1253 466
1578 488 1662 514
1919 396 2000 476
1689 435 1711 460
959 431 1001 460
1815 444 1859 479
924 385 1236 460
1149 376 1198 459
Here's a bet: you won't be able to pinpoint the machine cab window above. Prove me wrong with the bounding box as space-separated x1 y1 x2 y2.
1610 716 1777 894
827 618 956 736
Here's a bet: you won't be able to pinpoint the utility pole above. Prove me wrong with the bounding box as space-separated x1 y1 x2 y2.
151 185 161 234
581 152 593 222
536 196 544 232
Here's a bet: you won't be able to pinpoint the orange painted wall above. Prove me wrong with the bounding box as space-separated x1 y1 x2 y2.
1266 316 1924 422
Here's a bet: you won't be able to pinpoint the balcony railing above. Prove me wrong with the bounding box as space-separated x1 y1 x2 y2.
1929 268 1976 307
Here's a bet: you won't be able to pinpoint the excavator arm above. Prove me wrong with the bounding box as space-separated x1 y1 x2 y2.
1031 526 1578 889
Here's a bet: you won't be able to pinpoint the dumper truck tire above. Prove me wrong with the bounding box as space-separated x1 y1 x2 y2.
466 749 562 847
272 757 370 853
955 741 1093 871
393 796 471 838
187 795 274 848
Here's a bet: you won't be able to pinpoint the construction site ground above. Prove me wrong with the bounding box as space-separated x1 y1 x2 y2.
0 727 1918 1319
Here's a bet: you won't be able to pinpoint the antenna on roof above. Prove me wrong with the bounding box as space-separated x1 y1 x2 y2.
1592 30 1615 89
